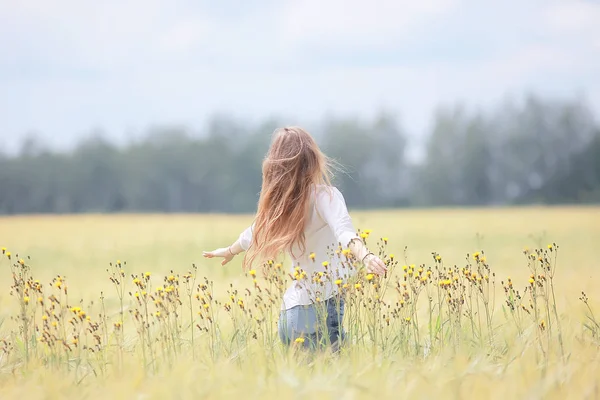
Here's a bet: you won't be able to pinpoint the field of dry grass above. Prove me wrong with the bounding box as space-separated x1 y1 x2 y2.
1 206 600 399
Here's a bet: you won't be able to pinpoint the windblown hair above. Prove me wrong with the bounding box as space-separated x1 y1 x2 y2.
242 127 333 270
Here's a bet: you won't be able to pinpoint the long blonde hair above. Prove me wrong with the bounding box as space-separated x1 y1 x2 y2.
243 126 333 270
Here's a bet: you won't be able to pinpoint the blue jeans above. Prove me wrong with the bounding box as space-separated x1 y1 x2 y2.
278 297 345 350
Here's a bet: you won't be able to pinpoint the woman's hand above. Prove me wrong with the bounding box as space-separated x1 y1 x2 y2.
363 253 387 276
203 247 236 266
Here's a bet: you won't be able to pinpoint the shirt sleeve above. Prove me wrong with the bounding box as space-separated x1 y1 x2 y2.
315 186 360 248
238 223 254 251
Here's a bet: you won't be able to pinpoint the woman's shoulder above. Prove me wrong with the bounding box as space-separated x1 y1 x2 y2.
313 184 344 203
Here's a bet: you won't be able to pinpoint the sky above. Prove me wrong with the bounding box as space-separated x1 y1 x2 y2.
1 0 599 153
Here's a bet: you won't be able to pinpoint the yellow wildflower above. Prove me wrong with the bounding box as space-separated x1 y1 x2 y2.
23 296 30 305
366 273 374 281
144 272 151 278
322 261 329 267
18 259 24 265
249 269 257 277
295 337 305 344
355 283 362 290
335 279 343 286
309 253 316 261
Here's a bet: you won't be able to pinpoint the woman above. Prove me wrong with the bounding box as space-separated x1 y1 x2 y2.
203 126 387 350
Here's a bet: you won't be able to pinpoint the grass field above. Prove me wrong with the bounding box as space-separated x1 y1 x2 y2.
1 207 600 399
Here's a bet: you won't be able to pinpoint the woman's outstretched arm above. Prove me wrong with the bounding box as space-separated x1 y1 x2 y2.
203 224 253 266
316 187 387 275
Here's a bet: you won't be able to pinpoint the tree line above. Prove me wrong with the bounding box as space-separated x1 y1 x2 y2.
1 94 599 215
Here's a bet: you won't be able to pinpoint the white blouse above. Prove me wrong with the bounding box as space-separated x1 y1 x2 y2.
238 185 361 310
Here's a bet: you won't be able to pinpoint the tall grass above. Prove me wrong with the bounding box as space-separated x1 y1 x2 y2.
1 209 600 399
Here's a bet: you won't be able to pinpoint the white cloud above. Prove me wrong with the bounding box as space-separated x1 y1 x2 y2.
0 0 599 152
276 0 457 52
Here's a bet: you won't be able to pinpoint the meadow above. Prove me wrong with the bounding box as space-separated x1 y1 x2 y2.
1 206 600 399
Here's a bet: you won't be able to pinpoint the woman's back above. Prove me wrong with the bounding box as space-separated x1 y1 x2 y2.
239 184 360 309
